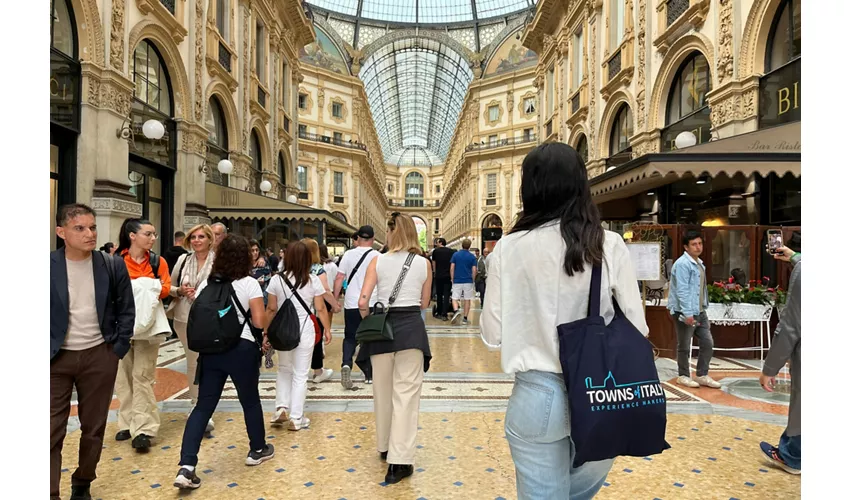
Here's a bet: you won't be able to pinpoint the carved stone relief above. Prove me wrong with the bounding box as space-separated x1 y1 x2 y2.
194 0 204 121
110 0 126 71
717 0 735 85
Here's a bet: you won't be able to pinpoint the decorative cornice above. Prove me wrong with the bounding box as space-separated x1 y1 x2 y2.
81 63 134 117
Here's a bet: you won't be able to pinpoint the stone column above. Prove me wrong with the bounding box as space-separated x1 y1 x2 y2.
317 166 328 210
177 121 211 230
80 62 140 245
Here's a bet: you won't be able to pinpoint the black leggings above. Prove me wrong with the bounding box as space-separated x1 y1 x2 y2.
311 301 330 370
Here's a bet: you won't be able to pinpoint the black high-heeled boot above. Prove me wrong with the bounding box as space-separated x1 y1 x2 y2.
384 464 413 484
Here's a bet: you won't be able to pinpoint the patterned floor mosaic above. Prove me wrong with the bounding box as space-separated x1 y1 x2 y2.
57 413 799 500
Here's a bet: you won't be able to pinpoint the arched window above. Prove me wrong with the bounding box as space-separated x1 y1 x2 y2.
574 134 588 164
608 105 633 168
250 130 262 193
332 211 347 223
206 97 229 186
663 52 712 150
133 40 172 116
766 0 801 72
278 151 286 186
405 172 424 207
51 0 76 57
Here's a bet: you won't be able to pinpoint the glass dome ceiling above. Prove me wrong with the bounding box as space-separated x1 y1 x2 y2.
308 0 536 24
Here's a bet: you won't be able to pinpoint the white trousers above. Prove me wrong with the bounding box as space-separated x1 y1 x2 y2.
275 328 315 420
371 349 425 465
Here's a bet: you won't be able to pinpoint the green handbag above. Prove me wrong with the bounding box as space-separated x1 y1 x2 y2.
355 253 415 343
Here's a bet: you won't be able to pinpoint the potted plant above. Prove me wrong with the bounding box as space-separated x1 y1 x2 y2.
707 277 781 322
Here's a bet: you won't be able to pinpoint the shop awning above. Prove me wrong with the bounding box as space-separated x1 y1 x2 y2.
205 182 358 236
590 122 801 204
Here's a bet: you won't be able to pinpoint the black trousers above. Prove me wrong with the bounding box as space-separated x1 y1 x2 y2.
476 280 486 306
434 277 452 317
179 340 265 466
344 308 371 378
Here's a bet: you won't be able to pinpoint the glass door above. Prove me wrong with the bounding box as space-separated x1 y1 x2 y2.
50 144 60 250
129 162 168 253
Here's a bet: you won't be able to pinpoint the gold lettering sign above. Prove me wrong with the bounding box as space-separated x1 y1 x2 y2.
221 190 239 207
778 81 800 116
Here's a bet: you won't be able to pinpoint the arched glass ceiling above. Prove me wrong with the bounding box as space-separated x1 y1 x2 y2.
308 0 535 24
360 37 474 166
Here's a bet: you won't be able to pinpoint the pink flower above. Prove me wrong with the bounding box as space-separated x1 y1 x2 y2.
728 277 734 284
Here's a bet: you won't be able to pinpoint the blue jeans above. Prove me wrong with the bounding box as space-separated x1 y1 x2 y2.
179 340 266 466
506 370 613 500
779 432 801 470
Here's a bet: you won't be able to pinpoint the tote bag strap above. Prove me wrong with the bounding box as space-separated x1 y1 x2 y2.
587 264 603 318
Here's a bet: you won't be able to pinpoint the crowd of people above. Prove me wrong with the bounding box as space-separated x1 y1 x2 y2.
50 143 801 500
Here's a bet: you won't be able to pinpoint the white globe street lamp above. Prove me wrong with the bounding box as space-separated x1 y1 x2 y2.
674 131 697 150
217 159 233 175
142 119 165 140
287 194 298 203
260 180 272 193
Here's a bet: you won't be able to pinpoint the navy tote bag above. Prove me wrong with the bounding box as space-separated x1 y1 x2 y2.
557 264 670 467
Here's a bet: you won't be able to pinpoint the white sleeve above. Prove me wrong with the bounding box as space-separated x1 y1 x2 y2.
479 245 502 350
338 253 352 278
609 236 649 337
246 277 264 300
310 275 324 299
266 275 284 299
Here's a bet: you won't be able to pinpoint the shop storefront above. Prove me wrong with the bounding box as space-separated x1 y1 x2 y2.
206 182 362 251
50 0 81 249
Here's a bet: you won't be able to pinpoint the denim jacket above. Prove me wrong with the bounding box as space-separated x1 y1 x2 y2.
667 252 708 318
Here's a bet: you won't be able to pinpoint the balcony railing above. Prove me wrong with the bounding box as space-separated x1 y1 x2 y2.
465 133 537 152
298 131 367 151
389 200 441 208
302 1 313 20
161 0 176 15
608 49 622 81
218 41 232 72
666 0 689 26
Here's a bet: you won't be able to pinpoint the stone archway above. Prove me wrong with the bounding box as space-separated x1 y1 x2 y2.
359 29 475 70
597 90 637 160
739 0 787 79
128 21 192 120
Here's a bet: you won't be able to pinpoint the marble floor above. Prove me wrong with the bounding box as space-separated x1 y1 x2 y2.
58 308 800 499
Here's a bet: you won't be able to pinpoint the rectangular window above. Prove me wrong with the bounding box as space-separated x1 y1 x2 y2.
255 21 265 82
546 67 555 116
573 29 584 89
488 134 498 145
297 165 308 192
334 171 344 196
298 93 307 109
523 128 533 140
333 132 343 143
436 184 441 194
298 124 307 136
281 62 288 108
610 0 625 49
435 218 440 232
216 0 228 39
332 102 343 118
488 105 499 123
487 173 497 198
523 97 536 114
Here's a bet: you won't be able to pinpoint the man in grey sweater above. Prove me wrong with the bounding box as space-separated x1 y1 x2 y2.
759 245 801 475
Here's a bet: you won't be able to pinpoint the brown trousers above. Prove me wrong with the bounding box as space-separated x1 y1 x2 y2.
50 342 119 499
371 349 425 465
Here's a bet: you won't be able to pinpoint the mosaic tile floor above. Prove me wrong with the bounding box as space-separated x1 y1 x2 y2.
59 312 800 499
58 413 799 499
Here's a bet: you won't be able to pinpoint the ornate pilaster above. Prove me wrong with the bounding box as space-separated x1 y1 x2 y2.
193 0 205 122
110 0 126 71
635 0 647 129
317 167 328 208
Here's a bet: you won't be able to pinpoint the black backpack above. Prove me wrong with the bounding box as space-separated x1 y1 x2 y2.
187 275 255 354
266 274 306 352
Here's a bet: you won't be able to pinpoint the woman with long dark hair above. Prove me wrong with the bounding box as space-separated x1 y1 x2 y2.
480 143 647 499
265 241 331 431
249 239 271 303
174 234 272 489
114 218 172 452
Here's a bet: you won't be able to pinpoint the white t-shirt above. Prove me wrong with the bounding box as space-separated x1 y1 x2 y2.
376 252 429 308
196 276 263 343
338 246 378 309
322 262 339 290
267 273 324 337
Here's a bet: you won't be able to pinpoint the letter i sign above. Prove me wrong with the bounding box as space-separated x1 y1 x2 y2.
633 388 640 398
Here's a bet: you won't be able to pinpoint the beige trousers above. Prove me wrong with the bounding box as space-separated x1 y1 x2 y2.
371 349 425 465
115 338 161 437
173 320 199 404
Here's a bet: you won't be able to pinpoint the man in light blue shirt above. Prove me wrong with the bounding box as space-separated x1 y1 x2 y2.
450 239 477 325
667 230 720 389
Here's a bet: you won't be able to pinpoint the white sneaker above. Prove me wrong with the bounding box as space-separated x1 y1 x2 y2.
314 368 333 383
205 418 215 433
451 311 462 324
270 407 289 425
288 416 311 431
677 376 700 388
694 375 722 389
341 365 353 390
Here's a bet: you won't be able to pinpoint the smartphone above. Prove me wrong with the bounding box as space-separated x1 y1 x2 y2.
767 230 783 254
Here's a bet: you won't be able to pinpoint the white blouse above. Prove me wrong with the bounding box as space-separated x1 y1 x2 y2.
480 223 648 375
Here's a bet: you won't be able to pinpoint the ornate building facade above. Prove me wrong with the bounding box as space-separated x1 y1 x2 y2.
50 0 315 251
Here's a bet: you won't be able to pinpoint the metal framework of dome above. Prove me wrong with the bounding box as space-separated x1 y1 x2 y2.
360 37 473 166
308 0 536 26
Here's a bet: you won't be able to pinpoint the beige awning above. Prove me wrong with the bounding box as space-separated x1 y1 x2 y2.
590 122 801 204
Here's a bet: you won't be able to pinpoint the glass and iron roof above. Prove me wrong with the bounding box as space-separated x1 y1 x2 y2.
359 37 474 166
308 0 535 24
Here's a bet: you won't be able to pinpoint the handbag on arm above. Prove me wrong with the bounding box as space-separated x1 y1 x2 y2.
355 253 416 343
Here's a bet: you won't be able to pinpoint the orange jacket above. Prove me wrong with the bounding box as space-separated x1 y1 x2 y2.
120 250 171 300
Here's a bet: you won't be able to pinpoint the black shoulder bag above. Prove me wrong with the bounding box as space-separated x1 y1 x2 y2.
343 249 373 291
355 253 415 343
